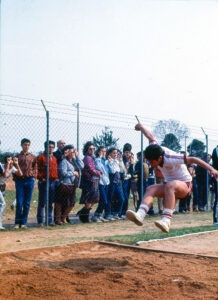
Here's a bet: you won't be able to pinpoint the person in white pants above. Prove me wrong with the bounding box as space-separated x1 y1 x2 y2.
126 122 218 233
0 156 22 230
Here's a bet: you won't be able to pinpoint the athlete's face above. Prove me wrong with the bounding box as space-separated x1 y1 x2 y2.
147 156 163 168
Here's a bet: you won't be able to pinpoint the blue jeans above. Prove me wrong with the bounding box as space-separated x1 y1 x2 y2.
95 185 109 217
108 182 125 217
121 179 131 216
15 177 35 225
37 180 56 224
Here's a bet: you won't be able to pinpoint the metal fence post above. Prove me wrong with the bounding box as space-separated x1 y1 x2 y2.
41 100 49 226
201 127 209 210
73 102 79 153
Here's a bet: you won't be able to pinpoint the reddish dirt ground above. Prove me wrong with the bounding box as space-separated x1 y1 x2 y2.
0 242 217 300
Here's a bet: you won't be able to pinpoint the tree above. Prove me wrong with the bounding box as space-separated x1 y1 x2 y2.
187 139 205 158
93 129 119 149
153 119 189 143
161 133 181 152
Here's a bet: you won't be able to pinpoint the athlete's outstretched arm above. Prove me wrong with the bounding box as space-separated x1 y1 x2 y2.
135 122 155 143
186 156 218 179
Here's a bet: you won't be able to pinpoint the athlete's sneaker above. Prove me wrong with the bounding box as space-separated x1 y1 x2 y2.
154 219 170 233
126 210 143 226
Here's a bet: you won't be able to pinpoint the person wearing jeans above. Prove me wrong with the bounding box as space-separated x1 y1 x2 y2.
14 138 37 229
93 146 110 222
37 140 58 227
107 147 125 219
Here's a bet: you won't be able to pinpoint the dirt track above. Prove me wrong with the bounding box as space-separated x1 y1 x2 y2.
0 241 217 300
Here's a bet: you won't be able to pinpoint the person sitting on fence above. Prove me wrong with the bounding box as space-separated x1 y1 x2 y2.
126 122 218 233
77 141 102 223
56 144 84 225
106 147 125 220
37 141 58 227
91 146 110 222
13 138 37 229
0 156 22 230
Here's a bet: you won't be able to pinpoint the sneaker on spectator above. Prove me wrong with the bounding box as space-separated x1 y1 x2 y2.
154 219 170 233
91 215 102 223
21 225 28 229
126 210 143 226
38 223 44 227
120 215 127 220
113 215 122 220
213 222 218 227
104 216 115 221
0 226 5 230
98 216 109 222
13 225 20 229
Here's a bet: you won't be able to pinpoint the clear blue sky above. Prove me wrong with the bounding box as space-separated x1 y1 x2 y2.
1 0 218 139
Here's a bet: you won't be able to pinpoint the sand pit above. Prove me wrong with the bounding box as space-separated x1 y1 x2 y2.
0 241 217 300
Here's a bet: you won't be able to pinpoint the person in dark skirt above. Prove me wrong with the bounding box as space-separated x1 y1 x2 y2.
77 141 102 223
56 145 84 225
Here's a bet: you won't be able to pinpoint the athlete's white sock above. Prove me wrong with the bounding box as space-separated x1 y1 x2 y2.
162 208 173 225
137 204 149 220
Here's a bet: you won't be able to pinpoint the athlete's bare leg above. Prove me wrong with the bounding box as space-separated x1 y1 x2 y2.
126 180 189 232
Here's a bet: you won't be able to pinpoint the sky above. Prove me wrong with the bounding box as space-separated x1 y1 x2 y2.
1 0 218 149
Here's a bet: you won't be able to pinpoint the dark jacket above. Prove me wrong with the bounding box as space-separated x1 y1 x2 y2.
212 146 218 170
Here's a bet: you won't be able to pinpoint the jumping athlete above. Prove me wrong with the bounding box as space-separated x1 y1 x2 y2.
126 122 218 233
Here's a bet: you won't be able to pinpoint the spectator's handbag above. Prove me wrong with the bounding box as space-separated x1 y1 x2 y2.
0 183 6 193
59 182 74 195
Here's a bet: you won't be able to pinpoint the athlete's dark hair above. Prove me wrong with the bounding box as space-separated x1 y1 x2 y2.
144 144 165 160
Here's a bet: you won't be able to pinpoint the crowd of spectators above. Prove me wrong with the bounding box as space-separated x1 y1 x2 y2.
0 138 217 230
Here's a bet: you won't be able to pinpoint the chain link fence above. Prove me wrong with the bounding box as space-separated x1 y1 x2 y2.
0 97 217 228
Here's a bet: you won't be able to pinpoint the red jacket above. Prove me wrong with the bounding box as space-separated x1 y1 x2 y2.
37 153 58 181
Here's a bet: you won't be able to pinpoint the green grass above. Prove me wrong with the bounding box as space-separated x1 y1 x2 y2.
99 226 217 245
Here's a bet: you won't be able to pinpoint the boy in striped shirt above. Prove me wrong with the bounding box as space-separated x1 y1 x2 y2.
126 122 218 233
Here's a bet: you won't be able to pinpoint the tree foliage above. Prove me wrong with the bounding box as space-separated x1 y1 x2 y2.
153 119 189 143
161 133 181 152
187 139 205 158
93 129 119 149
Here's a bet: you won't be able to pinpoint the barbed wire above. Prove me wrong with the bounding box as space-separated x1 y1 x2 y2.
1 94 218 138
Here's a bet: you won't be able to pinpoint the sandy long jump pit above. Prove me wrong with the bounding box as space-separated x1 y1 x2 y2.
0 241 217 300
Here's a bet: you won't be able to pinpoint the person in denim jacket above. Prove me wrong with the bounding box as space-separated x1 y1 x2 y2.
92 146 110 222
56 145 84 224
106 147 125 220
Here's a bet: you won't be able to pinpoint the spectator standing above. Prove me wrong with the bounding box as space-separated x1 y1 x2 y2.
77 142 101 223
92 146 110 222
134 151 149 210
107 147 125 219
13 138 37 229
212 145 218 226
195 154 211 211
56 145 83 225
121 143 134 218
0 156 22 229
37 141 58 227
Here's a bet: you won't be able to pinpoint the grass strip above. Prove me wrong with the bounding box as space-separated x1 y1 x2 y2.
99 226 217 245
